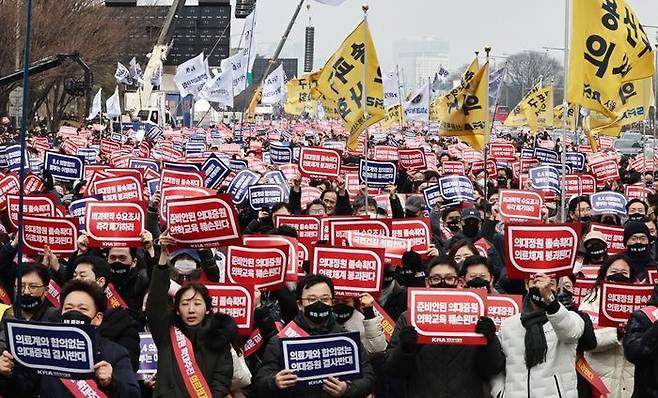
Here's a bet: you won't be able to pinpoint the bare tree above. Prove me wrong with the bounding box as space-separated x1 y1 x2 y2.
503 50 563 108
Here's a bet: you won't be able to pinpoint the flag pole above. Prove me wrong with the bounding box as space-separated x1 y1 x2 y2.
362 4 370 216
484 46 491 201
396 64 404 129
560 0 571 222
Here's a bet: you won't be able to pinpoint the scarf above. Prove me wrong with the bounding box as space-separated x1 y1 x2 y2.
520 294 549 369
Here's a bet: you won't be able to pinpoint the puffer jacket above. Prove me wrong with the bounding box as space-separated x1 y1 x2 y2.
343 309 387 354
494 302 584 398
623 284 658 398
579 290 634 398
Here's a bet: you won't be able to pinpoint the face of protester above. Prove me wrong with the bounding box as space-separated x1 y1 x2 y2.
73 263 105 288
462 264 492 290
627 233 650 247
17 271 47 310
646 221 657 239
570 201 591 221
454 246 475 264
606 259 632 279
425 264 459 289
322 192 338 215
108 248 136 269
177 288 209 327
354 204 377 217
297 282 334 325
628 202 647 217
308 203 326 216
62 291 103 326
272 206 290 217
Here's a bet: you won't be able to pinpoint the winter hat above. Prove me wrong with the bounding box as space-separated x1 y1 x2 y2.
623 221 651 246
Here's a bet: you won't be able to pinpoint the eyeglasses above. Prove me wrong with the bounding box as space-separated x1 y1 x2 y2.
300 295 333 305
426 275 458 285
20 284 45 293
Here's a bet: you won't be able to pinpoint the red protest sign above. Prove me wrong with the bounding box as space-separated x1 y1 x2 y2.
100 139 121 155
625 184 654 201
6 195 56 231
599 283 654 328
390 218 431 253
22 216 78 255
504 223 581 279
471 160 497 176
408 288 487 345
226 245 288 291
648 269 658 285
573 279 596 308
489 143 516 160
320 216 365 241
24 174 45 194
105 168 144 182
92 175 143 202
206 284 254 335
589 223 625 254
85 201 146 248
373 146 399 161
0 174 20 211
298 147 341 179
327 219 391 246
243 235 299 282
441 161 465 176
398 149 427 170
486 295 522 332
372 301 396 342
498 190 543 223
311 246 384 297
160 186 216 223
167 195 241 248
346 231 411 265
274 215 321 243
590 160 620 182
160 169 205 189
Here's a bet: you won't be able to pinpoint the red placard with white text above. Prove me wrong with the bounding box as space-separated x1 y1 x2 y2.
92 175 143 202
599 283 654 327
298 147 341 179
274 215 321 243
589 223 625 254
159 186 216 223
498 190 543 223
408 288 487 345
441 161 465 176
6 195 56 230
160 169 205 189
0 174 20 211
504 223 581 279
24 175 45 194
85 201 146 248
590 160 620 182
373 146 399 161
489 143 516 160
320 216 365 241
346 231 411 265
167 195 241 248
206 284 254 335
398 149 427 170
625 184 654 201
390 218 431 253
573 279 597 308
311 246 384 297
22 216 78 255
243 235 299 282
486 295 522 332
226 245 288 291
328 219 390 246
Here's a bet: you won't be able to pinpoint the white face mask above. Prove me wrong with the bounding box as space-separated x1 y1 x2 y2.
174 259 197 275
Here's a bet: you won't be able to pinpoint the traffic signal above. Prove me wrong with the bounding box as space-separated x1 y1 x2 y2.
304 26 315 73
235 0 256 18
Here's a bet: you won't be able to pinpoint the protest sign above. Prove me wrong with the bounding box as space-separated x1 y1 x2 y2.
275 215 321 242
138 333 158 377
24 174 45 194
298 147 341 179
390 218 431 253
471 160 497 176
590 160 620 182
227 170 261 206
5 319 95 379
68 196 101 232
398 148 427 170
373 145 399 161
311 246 384 296
202 154 231 189
160 169 205 189
533 147 559 163
128 158 159 173
76 148 99 164
625 184 654 201
159 186 215 223
167 195 241 248
243 235 299 281
573 279 597 308
162 161 202 172
270 144 293 164
589 223 626 254
327 219 390 246
486 295 523 332
229 159 248 174
498 190 543 223
22 216 78 255
44 151 84 182
441 161 465 175
407 288 487 345
489 143 516 160
226 245 288 291
0 174 19 211
591 192 628 216
565 152 586 172
206 284 254 334
504 223 581 279
248 184 287 211
280 332 362 386
372 301 395 342
599 283 654 328
92 175 143 202
358 159 396 187
346 231 411 265
529 166 560 194
7 194 56 230
85 202 145 248
437 176 475 203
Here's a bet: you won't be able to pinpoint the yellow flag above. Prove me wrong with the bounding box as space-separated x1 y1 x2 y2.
568 0 654 117
381 105 404 129
429 97 440 122
246 87 262 121
317 20 385 150
436 62 489 151
585 77 653 135
284 73 315 116
504 83 554 132
553 103 577 130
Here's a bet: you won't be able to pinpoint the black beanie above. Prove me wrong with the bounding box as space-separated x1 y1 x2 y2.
401 251 423 272
624 221 651 246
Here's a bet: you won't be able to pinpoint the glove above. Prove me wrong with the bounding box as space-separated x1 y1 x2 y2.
475 316 497 343
399 325 419 353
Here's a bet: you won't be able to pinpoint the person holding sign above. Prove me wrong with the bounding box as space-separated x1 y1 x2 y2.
384 256 504 398
493 273 584 398
254 274 375 397
623 221 656 281
0 279 140 397
146 233 236 398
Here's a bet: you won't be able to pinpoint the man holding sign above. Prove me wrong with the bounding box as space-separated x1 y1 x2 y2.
623 283 658 397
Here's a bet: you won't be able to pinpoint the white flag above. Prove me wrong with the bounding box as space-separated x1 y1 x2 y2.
404 83 430 122
87 88 102 120
151 64 162 87
242 10 257 72
129 57 143 86
261 64 285 105
220 53 248 96
199 68 234 108
314 0 348 5
105 86 121 118
383 69 400 109
174 53 210 97
115 62 131 85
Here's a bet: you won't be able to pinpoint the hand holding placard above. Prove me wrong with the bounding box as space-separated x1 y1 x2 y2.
275 369 298 390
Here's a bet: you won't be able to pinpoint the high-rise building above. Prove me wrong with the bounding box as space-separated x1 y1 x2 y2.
394 37 449 91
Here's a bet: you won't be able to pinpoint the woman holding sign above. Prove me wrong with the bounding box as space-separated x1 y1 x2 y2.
146 233 236 397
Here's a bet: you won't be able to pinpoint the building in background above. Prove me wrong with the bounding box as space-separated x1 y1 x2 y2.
394 36 449 91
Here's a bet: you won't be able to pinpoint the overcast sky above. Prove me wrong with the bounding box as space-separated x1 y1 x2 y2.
232 0 658 74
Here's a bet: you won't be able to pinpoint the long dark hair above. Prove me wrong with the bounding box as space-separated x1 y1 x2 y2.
171 282 213 329
584 253 635 303
448 239 479 259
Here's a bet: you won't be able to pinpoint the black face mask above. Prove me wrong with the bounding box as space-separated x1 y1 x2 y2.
580 216 592 223
21 294 42 312
586 242 607 259
628 214 645 222
606 273 632 284
463 222 480 238
527 286 546 308
304 301 332 324
465 277 491 291
497 177 507 187
110 261 131 285
628 243 649 256
383 271 395 287
446 221 460 232
429 281 457 289
332 303 355 324
62 310 92 325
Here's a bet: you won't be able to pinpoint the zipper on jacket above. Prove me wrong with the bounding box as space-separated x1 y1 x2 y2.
527 369 530 397
553 375 563 398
